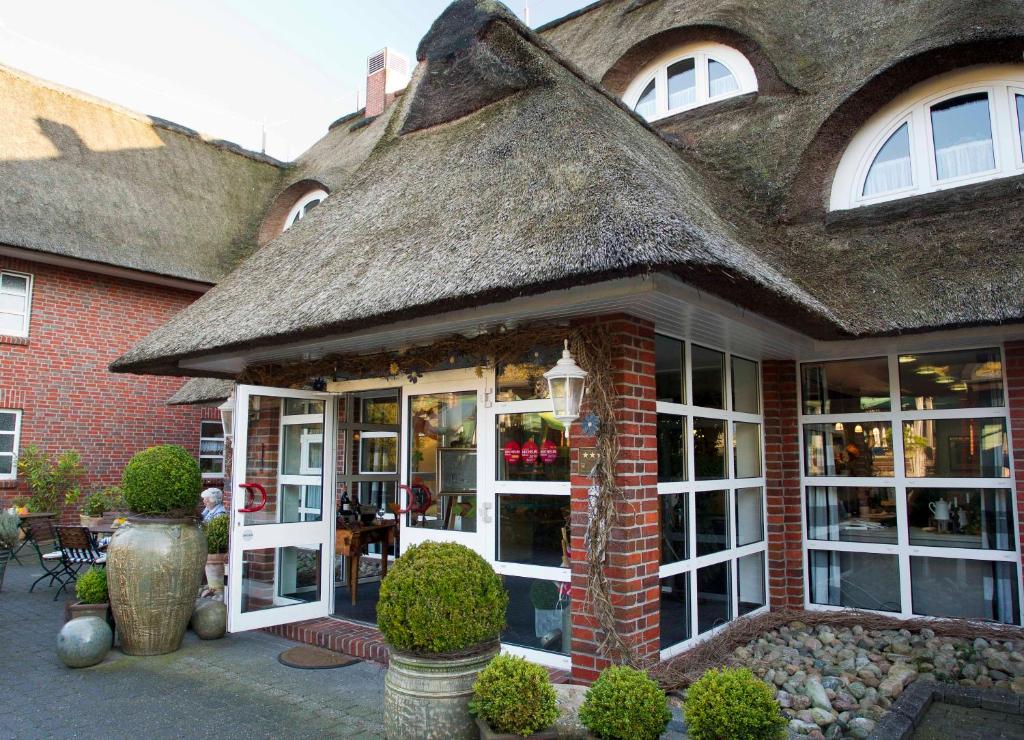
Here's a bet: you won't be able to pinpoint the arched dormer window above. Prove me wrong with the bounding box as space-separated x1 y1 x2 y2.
624 42 758 122
284 189 328 231
831 65 1024 211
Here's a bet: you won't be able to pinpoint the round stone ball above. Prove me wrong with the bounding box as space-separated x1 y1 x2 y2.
191 599 227 640
57 616 113 668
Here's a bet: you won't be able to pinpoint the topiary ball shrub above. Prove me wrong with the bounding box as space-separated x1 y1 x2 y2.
75 567 108 604
204 514 229 554
377 541 507 655
684 667 785 740
121 445 201 516
470 654 558 736
579 665 671 740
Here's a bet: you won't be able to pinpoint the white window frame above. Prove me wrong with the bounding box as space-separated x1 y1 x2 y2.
799 346 1021 624
279 403 326 523
831 65 1024 210
0 409 22 481
623 42 758 122
283 189 328 232
654 335 769 661
0 270 33 339
199 419 225 479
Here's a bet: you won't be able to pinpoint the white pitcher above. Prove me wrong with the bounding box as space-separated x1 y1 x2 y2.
929 498 950 521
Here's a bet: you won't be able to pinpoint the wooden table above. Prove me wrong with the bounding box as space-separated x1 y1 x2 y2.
335 521 399 605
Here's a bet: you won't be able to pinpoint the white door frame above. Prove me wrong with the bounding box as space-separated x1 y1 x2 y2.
227 384 337 632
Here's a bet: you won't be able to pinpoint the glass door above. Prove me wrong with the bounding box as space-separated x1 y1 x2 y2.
228 385 336 632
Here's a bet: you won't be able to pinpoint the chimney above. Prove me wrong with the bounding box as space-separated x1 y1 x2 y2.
365 48 411 118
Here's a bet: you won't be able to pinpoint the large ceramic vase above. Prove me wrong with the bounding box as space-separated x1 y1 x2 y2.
107 517 206 656
384 640 499 740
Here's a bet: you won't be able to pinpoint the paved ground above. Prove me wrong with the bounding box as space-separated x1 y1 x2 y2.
914 701 1024 740
0 560 386 739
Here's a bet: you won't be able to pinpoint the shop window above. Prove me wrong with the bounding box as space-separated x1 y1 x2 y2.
695 490 728 556
801 357 890 414
501 575 570 655
496 413 569 482
497 494 570 567
809 550 901 612
733 422 761 478
803 422 894 477
906 488 1015 550
731 357 760 414
199 420 225 478
910 557 1019 624
496 346 562 402
899 348 1003 410
655 334 685 404
903 417 1008 478
408 391 477 531
806 487 898 544
735 487 764 546
0 409 21 480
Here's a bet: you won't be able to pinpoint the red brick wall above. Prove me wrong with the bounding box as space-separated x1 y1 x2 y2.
762 359 804 609
1004 342 1024 575
0 255 221 518
569 314 660 682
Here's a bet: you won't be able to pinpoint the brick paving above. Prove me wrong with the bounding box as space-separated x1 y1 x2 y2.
0 561 385 739
913 702 1024 739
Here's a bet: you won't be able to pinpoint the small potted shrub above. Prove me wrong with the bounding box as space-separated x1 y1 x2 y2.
470 654 559 739
106 445 206 656
0 510 21 592
67 566 113 629
684 667 785 740
378 541 508 739
202 513 229 597
79 488 117 528
579 666 671 740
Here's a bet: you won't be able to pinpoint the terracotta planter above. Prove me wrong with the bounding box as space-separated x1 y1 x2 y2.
205 552 227 594
80 515 104 529
107 517 206 656
384 641 499 740
65 601 115 633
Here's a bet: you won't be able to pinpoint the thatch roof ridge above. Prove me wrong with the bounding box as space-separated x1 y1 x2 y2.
168 378 234 406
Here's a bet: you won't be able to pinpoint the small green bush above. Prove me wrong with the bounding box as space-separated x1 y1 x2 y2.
16 446 86 512
82 487 122 517
204 514 229 554
470 654 558 736
75 567 108 604
579 666 671 740
376 541 507 654
684 667 785 740
0 511 20 549
121 445 201 516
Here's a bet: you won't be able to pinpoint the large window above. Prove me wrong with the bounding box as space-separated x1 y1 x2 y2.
831 65 1024 210
0 271 32 338
0 409 21 480
199 420 225 478
624 42 757 122
801 348 1019 624
655 334 767 657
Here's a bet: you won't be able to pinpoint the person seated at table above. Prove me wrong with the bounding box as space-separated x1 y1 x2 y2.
201 488 226 522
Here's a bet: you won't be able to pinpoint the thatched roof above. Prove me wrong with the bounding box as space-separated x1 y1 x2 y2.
168 378 234 406
0 64 285 283
112 0 840 377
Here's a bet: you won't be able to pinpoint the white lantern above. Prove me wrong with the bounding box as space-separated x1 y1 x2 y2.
218 394 235 441
544 339 588 427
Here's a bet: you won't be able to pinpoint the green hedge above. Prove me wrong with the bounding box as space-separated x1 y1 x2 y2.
204 514 229 554
579 666 671 740
684 667 785 740
122 445 201 516
75 567 108 604
470 654 558 736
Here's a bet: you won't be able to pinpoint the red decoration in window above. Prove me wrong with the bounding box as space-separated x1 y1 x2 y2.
521 439 539 465
540 439 558 464
503 441 521 465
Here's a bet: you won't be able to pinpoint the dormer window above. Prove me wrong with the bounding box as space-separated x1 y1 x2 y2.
284 189 328 231
831 65 1024 210
624 42 757 122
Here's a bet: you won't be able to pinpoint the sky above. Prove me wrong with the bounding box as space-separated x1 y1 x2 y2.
0 0 592 161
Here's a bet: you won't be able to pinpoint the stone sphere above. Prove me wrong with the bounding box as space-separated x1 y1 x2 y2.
57 616 113 668
191 599 227 640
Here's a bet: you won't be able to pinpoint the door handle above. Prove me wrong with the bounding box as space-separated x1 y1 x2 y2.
238 483 267 513
483 502 494 524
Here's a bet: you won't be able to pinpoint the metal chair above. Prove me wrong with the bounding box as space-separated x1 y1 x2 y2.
51 526 106 600
26 519 70 595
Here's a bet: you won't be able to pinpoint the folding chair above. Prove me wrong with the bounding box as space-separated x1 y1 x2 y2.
26 519 70 595
52 526 106 600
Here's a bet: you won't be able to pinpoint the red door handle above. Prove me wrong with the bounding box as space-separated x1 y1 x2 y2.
238 483 267 513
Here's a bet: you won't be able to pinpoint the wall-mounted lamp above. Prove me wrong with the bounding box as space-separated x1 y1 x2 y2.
544 339 588 427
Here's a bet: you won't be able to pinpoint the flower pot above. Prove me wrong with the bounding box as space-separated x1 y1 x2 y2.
79 515 104 529
65 601 116 634
474 717 560 740
107 517 206 656
205 552 227 594
384 641 500 740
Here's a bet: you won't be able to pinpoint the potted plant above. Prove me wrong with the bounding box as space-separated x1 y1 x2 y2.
66 566 114 630
0 510 21 592
470 654 559 739
106 445 206 656
202 513 228 597
79 487 117 528
377 541 508 740
579 666 671 740
16 446 85 513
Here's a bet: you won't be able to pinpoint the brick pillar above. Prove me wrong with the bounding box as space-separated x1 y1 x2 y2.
569 315 660 682
1004 342 1024 575
762 360 804 609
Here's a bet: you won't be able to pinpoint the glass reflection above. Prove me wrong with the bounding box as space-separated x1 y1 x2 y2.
731 357 759 414
496 345 561 402
806 486 897 544
657 414 687 482
692 346 725 409
634 79 656 119
903 417 1008 478
931 93 994 180
708 59 739 98
502 575 571 655
802 358 890 414
697 561 731 634
906 488 1014 550
241 545 322 613
660 493 688 564
694 417 726 480
696 490 728 556
738 552 765 616
911 557 1018 625
660 574 691 648
655 334 685 404
498 494 570 567
667 57 696 109
497 413 569 482
863 122 913 196
735 487 763 546
804 423 894 477
408 391 477 530
734 422 761 478
899 348 1003 410
809 551 900 612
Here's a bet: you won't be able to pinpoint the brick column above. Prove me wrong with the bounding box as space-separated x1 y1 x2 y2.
1004 342 1024 575
762 360 804 609
569 315 659 682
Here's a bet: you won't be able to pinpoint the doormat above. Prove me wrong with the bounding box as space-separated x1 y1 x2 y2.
277 645 360 669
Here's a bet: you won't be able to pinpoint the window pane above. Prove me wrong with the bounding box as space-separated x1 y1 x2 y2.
358 433 398 473
803 422 894 477
199 439 224 456
0 294 25 313
931 92 995 180
200 420 224 439
691 346 725 408
502 575 570 655
496 345 561 402
696 490 728 556
735 487 763 546
0 273 27 293
655 334 684 404
241 545 322 613
708 59 739 98
734 422 761 478
907 488 1014 550
656 414 687 482
694 417 726 480
801 358 890 414
862 122 913 196
356 395 399 424
283 398 324 416
1017 94 1024 158
660 573 691 648
409 391 477 530
903 417 1008 478
282 423 323 475
0 413 15 433
697 561 731 634
899 348 1003 410
660 493 688 563
496 413 568 482
667 58 696 109
0 313 23 335
738 552 765 616
634 78 656 119
809 550 900 612
731 357 759 414
806 486 898 544
911 557 1019 625
497 494 569 567
0 432 12 453
199 456 224 475
0 455 11 475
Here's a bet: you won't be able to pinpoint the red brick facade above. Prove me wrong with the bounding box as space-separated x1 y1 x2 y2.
1004 342 1024 575
0 255 221 518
